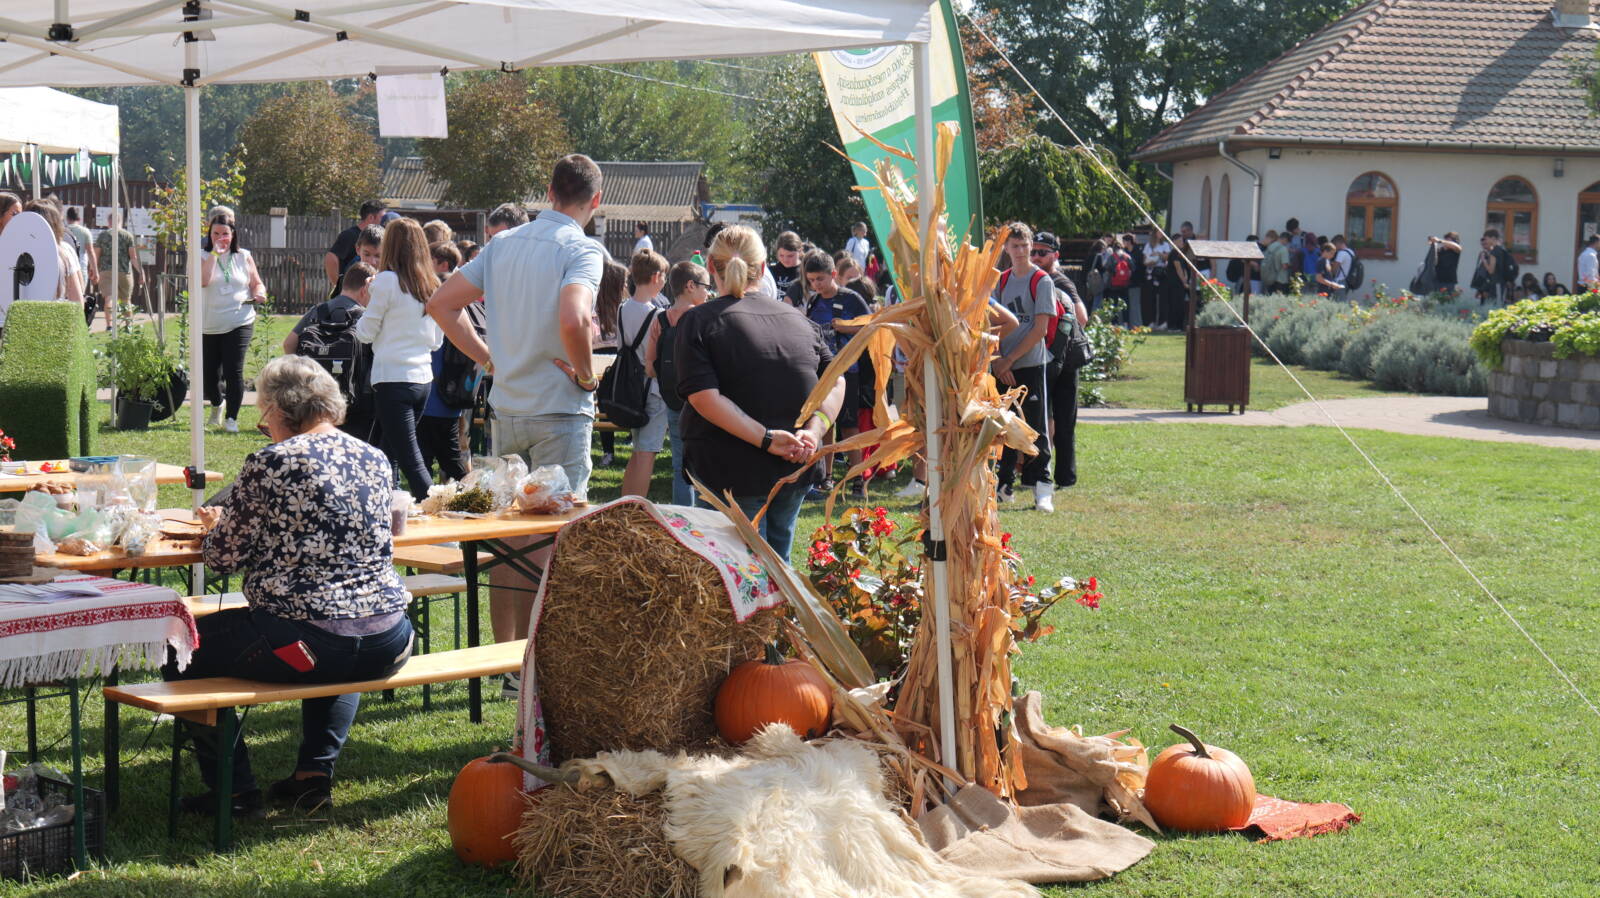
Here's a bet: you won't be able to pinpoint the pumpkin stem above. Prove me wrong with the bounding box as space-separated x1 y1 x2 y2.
763 643 787 666
1169 724 1211 759
486 751 582 785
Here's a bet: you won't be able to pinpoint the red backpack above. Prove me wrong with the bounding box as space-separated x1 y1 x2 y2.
1111 254 1133 288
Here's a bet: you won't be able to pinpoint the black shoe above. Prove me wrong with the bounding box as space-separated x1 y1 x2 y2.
268 775 334 811
179 788 265 818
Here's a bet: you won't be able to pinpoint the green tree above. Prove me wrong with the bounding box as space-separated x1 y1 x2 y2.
981 135 1148 237
979 0 1361 202
738 58 864 249
418 75 571 210
147 152 246 252
528 63 751 199
68 83 297 181
235 85 381 215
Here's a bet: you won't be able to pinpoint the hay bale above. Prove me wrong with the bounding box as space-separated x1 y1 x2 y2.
513 786 697 898
535 502 778 762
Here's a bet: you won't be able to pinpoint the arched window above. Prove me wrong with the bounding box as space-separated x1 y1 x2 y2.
1199 176 1212 238
1218 173 1232 240
1486 176 1538 264
1345 172 1398 258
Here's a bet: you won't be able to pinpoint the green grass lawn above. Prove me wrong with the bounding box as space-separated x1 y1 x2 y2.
1101 332 1412 411
2 399 1597 896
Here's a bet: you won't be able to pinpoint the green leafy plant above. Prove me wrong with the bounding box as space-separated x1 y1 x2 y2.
1079 295 1148 406
147 151 247 252
1469 292 1600 369
103 328 178 401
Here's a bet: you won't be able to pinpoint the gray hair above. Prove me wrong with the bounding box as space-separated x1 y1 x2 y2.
256 356 346 433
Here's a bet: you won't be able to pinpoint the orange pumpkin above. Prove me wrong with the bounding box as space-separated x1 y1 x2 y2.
1142 724 1257 832
714 644 833 744
448 754 527 866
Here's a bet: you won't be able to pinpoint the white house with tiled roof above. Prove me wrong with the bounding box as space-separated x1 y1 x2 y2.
1136 0 1600 294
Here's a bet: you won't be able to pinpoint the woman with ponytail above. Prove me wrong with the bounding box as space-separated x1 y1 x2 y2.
672 225 846 556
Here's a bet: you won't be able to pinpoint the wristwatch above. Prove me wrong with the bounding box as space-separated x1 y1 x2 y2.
760 430 774 451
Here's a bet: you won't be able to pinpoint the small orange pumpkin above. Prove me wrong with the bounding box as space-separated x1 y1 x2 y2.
1142 724 1257 833
448 754 527 866
714 644 833 744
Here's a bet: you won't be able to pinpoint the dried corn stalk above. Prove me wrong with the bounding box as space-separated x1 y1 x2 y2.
785 122 1039 799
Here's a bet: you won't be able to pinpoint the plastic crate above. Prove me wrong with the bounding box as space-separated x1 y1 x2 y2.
0 777 105 880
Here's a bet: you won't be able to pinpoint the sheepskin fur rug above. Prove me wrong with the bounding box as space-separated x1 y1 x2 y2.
570 725 1038 898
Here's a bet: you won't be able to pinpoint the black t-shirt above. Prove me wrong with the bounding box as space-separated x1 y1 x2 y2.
1492 246 1516 284
769 261 801 305
674 293 835 497
328 225 362 276
1435 247 1461 285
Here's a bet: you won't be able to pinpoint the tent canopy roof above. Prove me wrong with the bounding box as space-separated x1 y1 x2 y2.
0 1 933 88
0 87 118 154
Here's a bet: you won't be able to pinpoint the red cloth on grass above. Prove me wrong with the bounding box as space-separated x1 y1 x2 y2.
1231 795 1360 842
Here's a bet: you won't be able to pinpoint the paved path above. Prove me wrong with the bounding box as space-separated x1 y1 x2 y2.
1080 397 1600 452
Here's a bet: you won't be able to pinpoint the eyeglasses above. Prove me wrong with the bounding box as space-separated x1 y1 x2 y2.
1029 249 1054 257
256 422 271 437
692 280 714 290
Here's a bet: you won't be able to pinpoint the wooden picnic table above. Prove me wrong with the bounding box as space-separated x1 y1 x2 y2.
37 507 581 723
0 462 221 494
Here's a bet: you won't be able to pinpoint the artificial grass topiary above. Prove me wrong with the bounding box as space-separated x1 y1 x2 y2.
0 301 97 459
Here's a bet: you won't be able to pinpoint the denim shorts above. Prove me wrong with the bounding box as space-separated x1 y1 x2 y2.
493 413 593 500
633 393 668 453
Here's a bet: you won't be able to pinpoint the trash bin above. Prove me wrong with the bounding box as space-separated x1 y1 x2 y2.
1184 325 1251 413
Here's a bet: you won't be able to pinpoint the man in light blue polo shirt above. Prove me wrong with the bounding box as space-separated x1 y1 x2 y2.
427 155 605 673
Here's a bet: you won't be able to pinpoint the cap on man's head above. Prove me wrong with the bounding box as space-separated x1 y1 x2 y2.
381 210 402 224
1032 231 1060 252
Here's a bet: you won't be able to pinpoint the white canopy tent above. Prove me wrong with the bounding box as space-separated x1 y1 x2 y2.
0 85 126 307
0 0 957 779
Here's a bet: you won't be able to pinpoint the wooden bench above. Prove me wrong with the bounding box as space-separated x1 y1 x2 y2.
392 544 493 575
103 639 526 852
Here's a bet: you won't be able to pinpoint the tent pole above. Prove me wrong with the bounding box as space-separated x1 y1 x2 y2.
912 39 957 787
108 156 120 315
184 45 206 596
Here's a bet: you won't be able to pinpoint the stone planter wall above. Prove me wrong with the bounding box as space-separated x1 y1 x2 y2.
1487 338 1600 430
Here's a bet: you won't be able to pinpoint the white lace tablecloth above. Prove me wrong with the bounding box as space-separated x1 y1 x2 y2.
0 573 197 687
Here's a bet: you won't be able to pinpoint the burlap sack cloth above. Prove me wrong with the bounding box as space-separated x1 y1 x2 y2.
919 692 1157 883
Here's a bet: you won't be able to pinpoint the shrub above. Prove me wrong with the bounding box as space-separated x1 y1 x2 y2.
1078 296 1148 407
0 301 97 458
1369 316 1485 395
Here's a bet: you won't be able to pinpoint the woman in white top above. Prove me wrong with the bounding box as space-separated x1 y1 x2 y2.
354 217 443 500
199 213 267 432
23 200 85 307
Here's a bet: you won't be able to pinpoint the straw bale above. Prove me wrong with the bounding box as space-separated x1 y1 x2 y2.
513 786 697 898
535 502 779 762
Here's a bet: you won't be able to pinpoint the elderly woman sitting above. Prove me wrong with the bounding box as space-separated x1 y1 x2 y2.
163 355 414 816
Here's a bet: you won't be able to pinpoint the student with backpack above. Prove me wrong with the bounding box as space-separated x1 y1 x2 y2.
991 223 1057 513
609 249 670 498
355 218 444 501
418 242 471 483
1032 231 1090 489
646 260 712 506
285 262 383 447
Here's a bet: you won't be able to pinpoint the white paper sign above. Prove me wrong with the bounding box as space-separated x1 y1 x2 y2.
95 206 111 227
375 69 448 139
127 207 155 236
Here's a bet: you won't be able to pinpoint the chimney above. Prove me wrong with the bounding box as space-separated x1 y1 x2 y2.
1555 0 1594 29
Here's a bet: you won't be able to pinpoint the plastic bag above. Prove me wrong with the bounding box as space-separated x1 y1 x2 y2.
17 491 74 544
117 511 161 556
117 455 159 512
513 465 577 515
495 454 527 509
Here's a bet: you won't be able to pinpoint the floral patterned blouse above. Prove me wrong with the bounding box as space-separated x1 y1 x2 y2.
204 431 407 621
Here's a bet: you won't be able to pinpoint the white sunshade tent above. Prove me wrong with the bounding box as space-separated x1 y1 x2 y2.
0 0 959 779
0 86 118 154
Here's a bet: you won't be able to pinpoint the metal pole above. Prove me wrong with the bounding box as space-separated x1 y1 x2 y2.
109 157 120 313
184 44 206 595
912 40 957 785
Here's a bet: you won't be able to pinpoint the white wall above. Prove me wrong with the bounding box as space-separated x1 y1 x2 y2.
1171 148 1600 295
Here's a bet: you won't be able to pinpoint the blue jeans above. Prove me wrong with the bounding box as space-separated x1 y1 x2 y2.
733 483 808 562
163 607 414 790
665 406 694 507
494 413 593 502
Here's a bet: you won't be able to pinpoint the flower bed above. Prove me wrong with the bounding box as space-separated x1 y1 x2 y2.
1470 293 1600 430
1195 286 1486 396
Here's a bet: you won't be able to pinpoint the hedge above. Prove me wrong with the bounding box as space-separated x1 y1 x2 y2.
0 301 97 459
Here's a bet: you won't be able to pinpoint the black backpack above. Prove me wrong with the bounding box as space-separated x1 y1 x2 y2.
435 302 487 410
656 310 686 413
1344 254 1366 290
597 308 658 429
296 302 372 409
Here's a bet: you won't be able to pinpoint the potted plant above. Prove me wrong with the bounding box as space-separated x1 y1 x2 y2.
105 328 178 431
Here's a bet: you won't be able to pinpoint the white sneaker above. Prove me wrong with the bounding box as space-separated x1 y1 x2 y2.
223 418 239 433
1032 483 1055 513
894 479 926 500
502 671 521 700
997 484 1015 504
206 406 221 427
